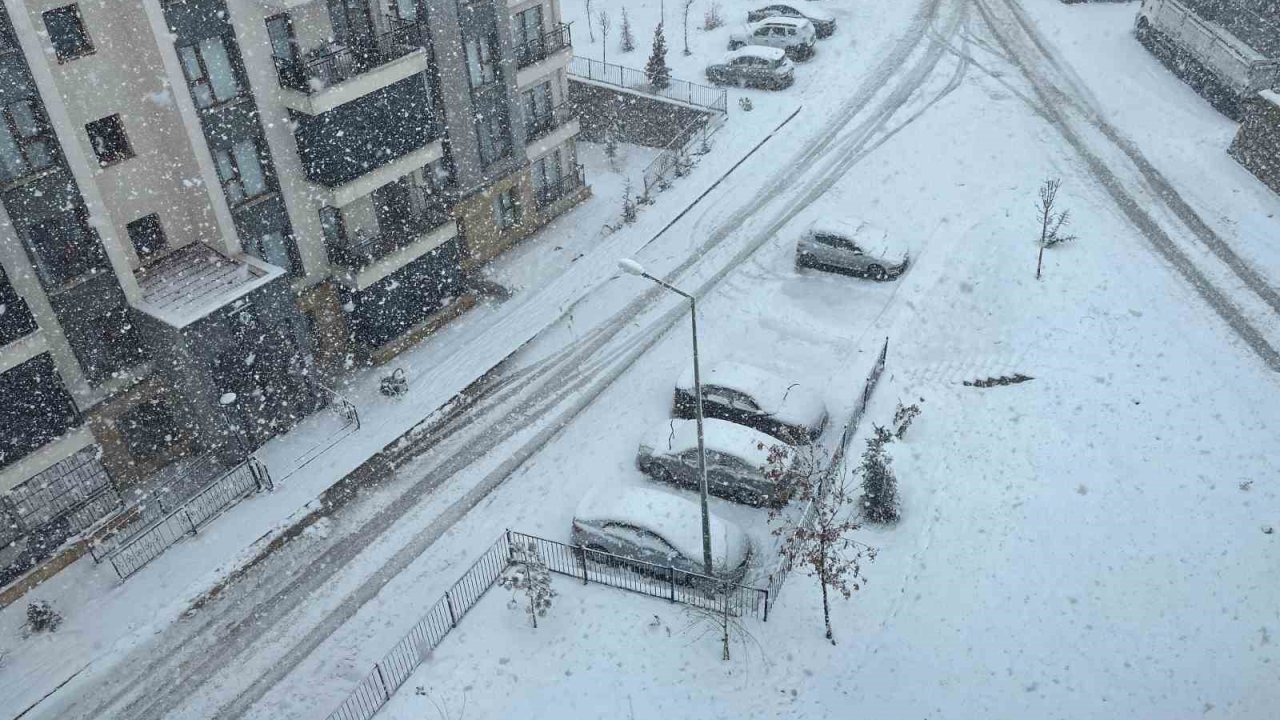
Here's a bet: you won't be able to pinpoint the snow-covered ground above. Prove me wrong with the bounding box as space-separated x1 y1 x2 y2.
7 1 1280 718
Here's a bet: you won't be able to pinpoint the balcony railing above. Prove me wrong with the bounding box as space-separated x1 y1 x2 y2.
524 103 575 143
536 163 585 208
514 23 571 70
276 21 425 94
328 201 452 271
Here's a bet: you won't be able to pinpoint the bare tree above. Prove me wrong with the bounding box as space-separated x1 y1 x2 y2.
703 2 725 30
682 0 695 55
498 540 556 628
682 582 763 661
585 0 596 42
764 443 875 644
599 10 612 65
1035 178 1077 279
620 7 636 53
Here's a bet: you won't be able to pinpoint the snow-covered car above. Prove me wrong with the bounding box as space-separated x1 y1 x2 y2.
705 47 796 90
728 17 817 61
673 362 828 444
637 418 797 507
746 4 837 38
571 486 753 581
795 220 909 280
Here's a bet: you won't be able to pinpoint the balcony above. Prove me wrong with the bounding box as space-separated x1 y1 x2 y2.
536 163 585 209
327 199 456 290
274 21 428 115
515 24 572 86
524 103 575 143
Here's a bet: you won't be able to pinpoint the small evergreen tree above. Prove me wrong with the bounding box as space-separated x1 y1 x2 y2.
23 600 62 636
892 399 922 440
499 540 556 628
1035 178 1078 279
604 131 619 170
861 426 900 524
622 178 638 223
620 7 636 53
646 24 671 89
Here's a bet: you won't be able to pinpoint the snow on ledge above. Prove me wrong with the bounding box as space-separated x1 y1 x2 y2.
133 243 283 329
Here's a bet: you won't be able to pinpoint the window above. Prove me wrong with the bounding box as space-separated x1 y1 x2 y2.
0 100 55 183
117 399 179 461
392 0 418 23
265 15 297 65
493 187 519 230
319 206 347 246
177 35 242 109
426 157 452 190
24 209 102 286
42 5 93 62
126 214 166 259
533 150 562 200
476 110 510 165
0 354 78 470
85 115 132 166
464 36 498 87
515 7 543 48
245 231 294 272
0 267 38 346
213 139 269 204
523 82 551 133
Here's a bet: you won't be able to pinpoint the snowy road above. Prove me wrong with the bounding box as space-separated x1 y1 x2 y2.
20 0 1280 718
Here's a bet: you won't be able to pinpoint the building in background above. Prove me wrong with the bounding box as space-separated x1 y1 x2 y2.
0 0 586 585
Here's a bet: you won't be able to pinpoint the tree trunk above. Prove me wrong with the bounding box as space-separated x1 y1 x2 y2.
818 553 834 644
529 595 537 628
1036 244 1044 280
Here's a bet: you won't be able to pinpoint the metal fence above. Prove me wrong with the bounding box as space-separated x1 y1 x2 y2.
765 337 890 602
324 530 771 720
641 112 728 198
569 56 729 113
101 459 273 579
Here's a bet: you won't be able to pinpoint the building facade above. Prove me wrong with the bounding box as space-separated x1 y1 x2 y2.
0 0 585 582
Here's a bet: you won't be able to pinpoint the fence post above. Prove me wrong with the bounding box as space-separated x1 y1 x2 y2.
763 589 770 622
579 546 589 585
668 566 676 602
505 529 514 560
185 508 198 535
445 590 458 628
374 662 392 701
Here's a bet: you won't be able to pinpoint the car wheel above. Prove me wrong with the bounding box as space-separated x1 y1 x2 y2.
728 40 743 50
1135 18 1152 46
867 264 889 281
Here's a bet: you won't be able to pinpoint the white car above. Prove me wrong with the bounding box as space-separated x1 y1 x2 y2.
795 220 910 280
571 485 753 581
705 47 796 90
637 418 797 507
747 4 837 38
673 361 828 444
729 17 817 61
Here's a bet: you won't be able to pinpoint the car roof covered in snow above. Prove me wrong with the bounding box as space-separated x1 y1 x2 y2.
640 418 791 468
722 46 787 64
575 485 751 570
806 219 906 258
675 361 827 428
756 4 835 21
750 15 812 30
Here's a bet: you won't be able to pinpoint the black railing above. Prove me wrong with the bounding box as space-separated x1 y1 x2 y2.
514 23 571 69
276 21 425 94
569 56 728 114
536 163 585 208
524 102 575 143
327 202 452 271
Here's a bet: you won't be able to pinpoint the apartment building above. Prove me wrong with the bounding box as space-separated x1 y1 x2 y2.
0 0 585 583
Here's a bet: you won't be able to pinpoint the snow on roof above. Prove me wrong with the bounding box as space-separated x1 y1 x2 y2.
641 418 790 468
807 219 905 258
676 361 827 429
575 485 751 570
135 243 281 329
751 15 811 29
723 46 787 63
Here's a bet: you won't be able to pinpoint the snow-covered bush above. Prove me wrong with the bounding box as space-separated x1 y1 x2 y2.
24 600 62 636
892 400 922 439
861 426 900 524
646 24 671 89
703 3 725 31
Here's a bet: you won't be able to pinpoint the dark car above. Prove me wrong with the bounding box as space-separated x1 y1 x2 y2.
706 46 796 90
672 362 828 445
746 4 837 38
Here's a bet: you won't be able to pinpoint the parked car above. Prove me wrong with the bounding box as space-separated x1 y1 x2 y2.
673 362 828 444
746 4 837 39
571 485 753 581
1135 0 1279 118
795 220 909 280
637 418 798 507
728 17 817 61
705 47 795 90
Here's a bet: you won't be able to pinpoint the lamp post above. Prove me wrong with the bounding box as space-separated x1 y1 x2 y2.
218 392 249 457
617 259 713 576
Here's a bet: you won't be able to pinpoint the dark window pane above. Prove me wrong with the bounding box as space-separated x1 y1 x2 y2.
126 214 166 259
85 115 133 166
43 5 93 62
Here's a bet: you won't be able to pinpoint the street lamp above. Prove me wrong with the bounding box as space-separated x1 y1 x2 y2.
218 392 249 457
617 258 713 576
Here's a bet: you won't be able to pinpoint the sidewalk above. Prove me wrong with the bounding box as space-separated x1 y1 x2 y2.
0 97 801 718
